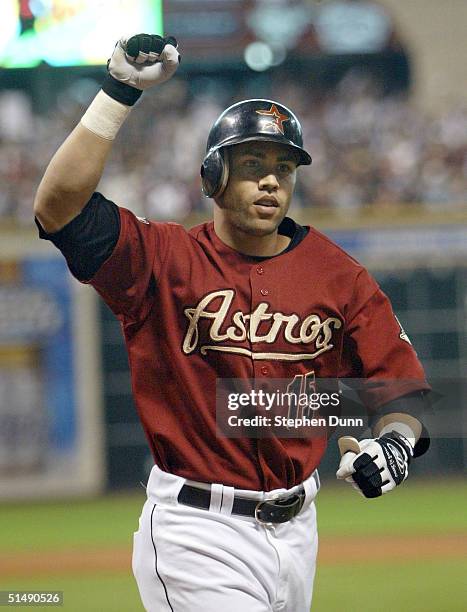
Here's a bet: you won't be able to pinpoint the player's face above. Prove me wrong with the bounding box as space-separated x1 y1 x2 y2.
215 141 298 238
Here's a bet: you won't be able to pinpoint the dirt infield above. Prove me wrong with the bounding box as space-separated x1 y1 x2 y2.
1 534 466 578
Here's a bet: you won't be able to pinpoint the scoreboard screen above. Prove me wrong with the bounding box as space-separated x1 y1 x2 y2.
0 0 163 68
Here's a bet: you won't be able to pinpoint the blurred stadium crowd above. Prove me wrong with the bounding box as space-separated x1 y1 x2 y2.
0 70 465 224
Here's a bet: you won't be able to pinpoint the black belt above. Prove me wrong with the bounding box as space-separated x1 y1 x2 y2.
178 484 306 524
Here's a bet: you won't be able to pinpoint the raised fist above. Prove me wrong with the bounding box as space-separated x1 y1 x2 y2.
108 34 180 90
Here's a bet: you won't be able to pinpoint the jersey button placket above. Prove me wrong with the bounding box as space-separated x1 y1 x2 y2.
250 264 271 378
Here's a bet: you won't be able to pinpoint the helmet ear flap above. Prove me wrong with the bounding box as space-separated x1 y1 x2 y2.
201 148 229 198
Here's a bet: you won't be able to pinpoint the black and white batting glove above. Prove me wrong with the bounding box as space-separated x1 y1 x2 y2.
103 34 180 105
336 431 414 498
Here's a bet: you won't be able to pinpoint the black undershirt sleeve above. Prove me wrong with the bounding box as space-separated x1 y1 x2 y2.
35 192 120 282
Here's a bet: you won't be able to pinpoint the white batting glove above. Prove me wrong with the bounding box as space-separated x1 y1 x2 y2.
336 432 414 498
82 34 180 139
108 34 180 90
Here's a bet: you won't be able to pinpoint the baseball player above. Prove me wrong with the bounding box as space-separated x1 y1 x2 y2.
34 35 430 611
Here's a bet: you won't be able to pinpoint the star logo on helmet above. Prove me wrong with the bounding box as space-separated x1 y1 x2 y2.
256 104 290 135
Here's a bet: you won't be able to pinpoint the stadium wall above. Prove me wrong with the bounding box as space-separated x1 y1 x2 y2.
379 0 467 111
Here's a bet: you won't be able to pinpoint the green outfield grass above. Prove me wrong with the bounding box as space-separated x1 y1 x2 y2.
0 574 142 612
314 559 467 612
0 492 146 552
316 478 467 535
0 478 466 611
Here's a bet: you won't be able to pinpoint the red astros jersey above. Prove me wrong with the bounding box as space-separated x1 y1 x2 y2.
87 207 428 490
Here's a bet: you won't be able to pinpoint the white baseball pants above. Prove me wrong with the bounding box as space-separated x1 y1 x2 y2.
132 466 319 612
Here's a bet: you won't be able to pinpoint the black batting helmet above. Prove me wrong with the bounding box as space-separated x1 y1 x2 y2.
200 99 312 198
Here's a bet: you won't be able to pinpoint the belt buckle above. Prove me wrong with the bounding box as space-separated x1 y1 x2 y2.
255 490 305 524
255 500 273 525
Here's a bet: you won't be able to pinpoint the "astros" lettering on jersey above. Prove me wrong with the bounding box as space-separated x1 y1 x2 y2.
182 289 342 361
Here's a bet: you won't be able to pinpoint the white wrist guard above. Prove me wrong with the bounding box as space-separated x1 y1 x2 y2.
80 90 132 140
